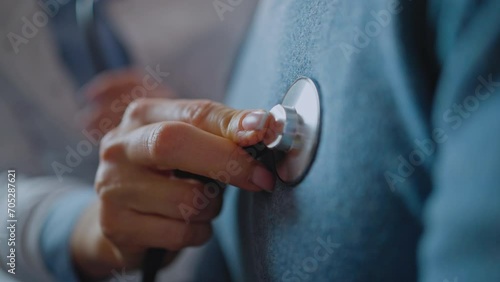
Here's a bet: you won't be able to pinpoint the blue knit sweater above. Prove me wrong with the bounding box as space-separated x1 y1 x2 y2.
207 0 500 281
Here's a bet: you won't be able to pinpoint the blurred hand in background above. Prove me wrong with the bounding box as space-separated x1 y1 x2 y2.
77 69 177 139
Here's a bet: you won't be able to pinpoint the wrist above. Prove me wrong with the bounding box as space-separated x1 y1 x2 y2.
71 201 122 280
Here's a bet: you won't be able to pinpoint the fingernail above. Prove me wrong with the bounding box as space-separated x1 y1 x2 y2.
242 111 269 131
251 166 275 192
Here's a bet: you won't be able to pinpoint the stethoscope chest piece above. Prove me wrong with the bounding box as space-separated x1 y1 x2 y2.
265 77 321 186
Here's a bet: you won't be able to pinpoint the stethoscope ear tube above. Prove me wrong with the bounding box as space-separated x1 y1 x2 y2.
141 248 168 282
76 0 107 73
76 0 131 73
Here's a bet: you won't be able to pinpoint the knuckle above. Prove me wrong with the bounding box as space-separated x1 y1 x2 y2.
99 204 121 243
94 165 114 195
186 100 219 127
100 129 116 145
99 141 125 163
94 169 126 207
124 98 149 122
169 227 191 250
99 130 125 162
146 124 171 162
98 184 117 205
218 114 233 137
181 185 223 221
146 122 185 162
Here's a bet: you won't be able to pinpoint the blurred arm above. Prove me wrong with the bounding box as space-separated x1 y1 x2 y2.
0 173 96 282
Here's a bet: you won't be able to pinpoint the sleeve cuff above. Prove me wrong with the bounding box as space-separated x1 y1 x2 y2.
39 189 96 282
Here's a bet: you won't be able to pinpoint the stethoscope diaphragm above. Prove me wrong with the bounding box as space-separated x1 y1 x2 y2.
264 77 322 186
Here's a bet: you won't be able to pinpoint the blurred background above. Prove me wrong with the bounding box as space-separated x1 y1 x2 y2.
0 0 258 281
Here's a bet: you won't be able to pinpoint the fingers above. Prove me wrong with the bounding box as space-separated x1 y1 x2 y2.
96 164 218 254
104 169 223 222
101 207 213 251
93 95 276 272
95 160 221 270
121 98 274 146
78 70 181 139
112 121 274 191
81 68 144 102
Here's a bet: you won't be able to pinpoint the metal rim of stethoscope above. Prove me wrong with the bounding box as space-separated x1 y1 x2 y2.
265 77 322 186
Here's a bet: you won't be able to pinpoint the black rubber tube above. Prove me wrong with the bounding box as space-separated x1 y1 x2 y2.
141 248 167 282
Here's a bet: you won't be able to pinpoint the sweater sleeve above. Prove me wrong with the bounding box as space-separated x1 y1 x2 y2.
420 1 500 281
0 172 96 282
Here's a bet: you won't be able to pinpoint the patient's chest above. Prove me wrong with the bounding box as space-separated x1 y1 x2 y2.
217 0 428 281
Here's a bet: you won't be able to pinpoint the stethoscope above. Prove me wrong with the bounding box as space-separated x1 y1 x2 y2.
76 1 322 280
263 77 321 185
76 0 111 73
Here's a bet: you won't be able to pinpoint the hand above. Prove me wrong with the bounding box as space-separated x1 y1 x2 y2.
71 98 276 279
77 69 176 136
